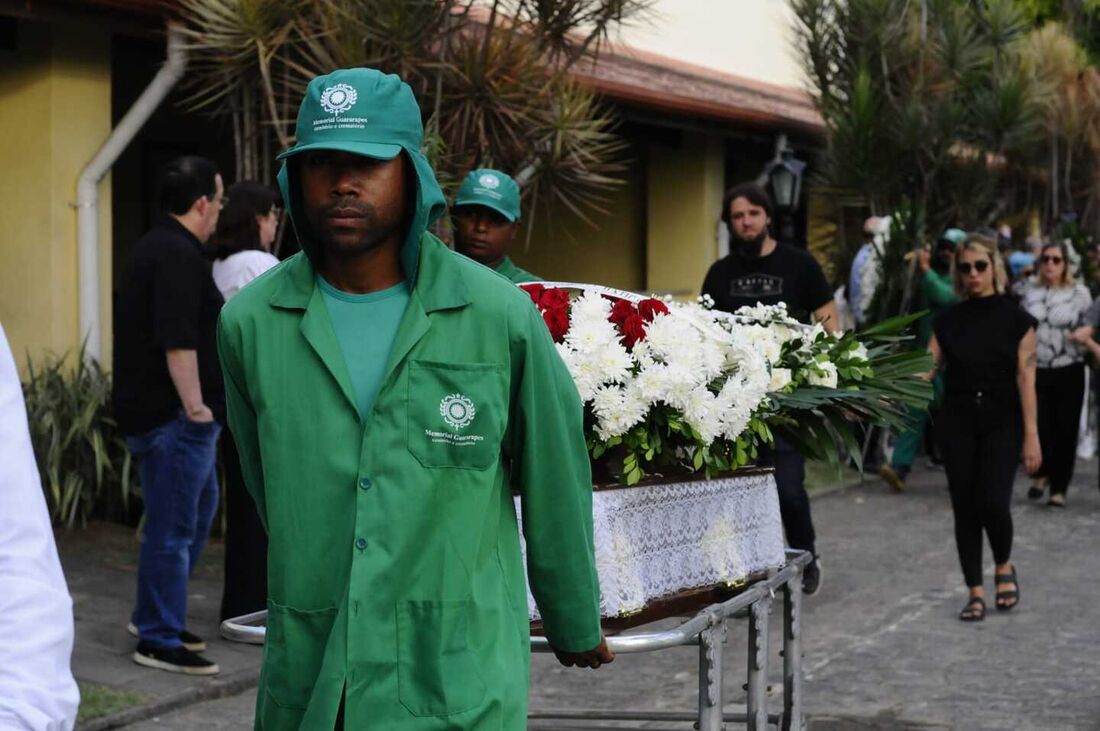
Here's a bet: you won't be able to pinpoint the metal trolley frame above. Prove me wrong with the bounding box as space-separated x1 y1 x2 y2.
221 549 810 731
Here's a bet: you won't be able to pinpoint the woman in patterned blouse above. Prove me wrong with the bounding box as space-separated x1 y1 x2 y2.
1017 241 1092 507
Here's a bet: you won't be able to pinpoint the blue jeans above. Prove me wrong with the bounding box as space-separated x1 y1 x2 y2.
126 412 221 649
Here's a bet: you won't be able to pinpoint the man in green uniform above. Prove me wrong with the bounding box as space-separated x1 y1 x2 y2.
452 168 541 283
880 227 964 491
217 68 611 730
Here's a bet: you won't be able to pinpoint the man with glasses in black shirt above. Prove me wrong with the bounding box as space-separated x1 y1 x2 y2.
113 155 226 675
702 183 836 595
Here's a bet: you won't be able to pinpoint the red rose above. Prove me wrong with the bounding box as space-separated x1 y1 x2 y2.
619 314 647 350
520 283 545 306
608 298 637 326
539 288 571 312
543 306 570 343
638 298 669 322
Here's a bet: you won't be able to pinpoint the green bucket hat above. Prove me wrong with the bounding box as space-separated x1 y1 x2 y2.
276 68 423 161
454 168 521 222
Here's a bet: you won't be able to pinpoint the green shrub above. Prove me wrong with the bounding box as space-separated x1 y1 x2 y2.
21 346 136 528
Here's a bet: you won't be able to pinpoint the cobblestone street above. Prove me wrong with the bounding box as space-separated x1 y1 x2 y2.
106 462 1100 730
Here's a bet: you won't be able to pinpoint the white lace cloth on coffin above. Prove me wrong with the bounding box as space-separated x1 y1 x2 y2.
517 472 786 619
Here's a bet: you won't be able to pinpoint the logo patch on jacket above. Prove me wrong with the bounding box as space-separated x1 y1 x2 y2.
440 394 476 429
425 394 484 448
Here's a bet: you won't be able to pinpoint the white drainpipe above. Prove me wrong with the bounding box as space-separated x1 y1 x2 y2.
76 21 187 362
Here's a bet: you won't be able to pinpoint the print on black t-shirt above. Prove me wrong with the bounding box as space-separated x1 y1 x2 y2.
729 273 784 299
701 242 833 323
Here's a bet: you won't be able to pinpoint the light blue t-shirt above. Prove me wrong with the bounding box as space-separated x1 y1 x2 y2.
318 277 410 419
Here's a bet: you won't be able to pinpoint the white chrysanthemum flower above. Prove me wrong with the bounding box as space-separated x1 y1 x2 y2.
576 378 599 402
680 387 722 445
592 384 648 440
639 313 686 359
564 316 618 352
571 290 611 322
633 363 668 402
592 341 633 384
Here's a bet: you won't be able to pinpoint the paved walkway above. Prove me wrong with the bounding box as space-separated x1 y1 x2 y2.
68 461 1100 729
61 524 262 729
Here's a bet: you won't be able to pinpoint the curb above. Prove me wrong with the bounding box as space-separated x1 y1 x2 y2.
79 666 260 730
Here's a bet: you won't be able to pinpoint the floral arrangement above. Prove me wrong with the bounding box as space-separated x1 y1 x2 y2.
522 283 931 485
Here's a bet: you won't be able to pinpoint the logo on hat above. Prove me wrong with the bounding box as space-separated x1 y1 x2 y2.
320 83 358 117
478 174 500 190
440 394 476 430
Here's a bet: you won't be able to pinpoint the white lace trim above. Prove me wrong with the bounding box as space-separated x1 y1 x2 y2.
519 472 785 619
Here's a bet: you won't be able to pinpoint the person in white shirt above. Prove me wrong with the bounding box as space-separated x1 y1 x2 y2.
1018 240 1093 507
211 182 281 302
209 182 280 623
0 323 80 730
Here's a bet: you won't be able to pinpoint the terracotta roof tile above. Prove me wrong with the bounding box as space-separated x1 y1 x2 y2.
573 43 824 136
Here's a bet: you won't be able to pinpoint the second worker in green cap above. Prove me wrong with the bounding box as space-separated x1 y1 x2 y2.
452 168 542 283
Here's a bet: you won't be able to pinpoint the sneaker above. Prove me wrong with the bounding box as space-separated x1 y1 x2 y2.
879 464 908 492
803 557 823 595
133 642 219 676
127 622 207 652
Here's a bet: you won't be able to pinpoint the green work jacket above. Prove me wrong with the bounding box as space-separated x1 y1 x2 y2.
494 257 542 284
916 268 957 349
217 235 601 730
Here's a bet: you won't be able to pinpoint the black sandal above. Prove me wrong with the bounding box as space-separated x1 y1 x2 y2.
1027 484 1044 500
959 596 985 622
995 567 1019 611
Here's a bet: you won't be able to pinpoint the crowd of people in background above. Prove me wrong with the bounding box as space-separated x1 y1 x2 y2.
845 215 1100 621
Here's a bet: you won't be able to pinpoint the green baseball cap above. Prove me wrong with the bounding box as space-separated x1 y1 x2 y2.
940 228 967 246
454 168 521 222
276 68 422 162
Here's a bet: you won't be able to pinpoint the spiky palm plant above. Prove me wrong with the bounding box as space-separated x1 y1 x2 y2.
791 0 1063 324
177 0 648 232
22 346 136 528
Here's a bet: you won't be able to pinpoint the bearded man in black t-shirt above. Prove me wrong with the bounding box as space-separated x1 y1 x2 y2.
702 183 836 595
703 184 837 325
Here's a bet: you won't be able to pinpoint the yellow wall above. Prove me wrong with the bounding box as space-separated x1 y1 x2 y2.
646 134 725 298
512 150 646 290
512 133 725 297
0 20 112 372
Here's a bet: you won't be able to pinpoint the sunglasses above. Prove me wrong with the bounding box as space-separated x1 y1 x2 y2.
1040 255 1064 265
957 260 990 275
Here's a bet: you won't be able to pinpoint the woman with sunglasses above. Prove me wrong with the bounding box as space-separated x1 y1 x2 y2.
1017 241 1092 508
210 182 281 622
928 234 1039 621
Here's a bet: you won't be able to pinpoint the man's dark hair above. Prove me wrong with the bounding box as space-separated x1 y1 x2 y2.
721 183 774 231
158 155 219 216
212 182 281 260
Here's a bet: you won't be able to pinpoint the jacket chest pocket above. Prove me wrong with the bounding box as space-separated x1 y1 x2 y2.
407 361 505 470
